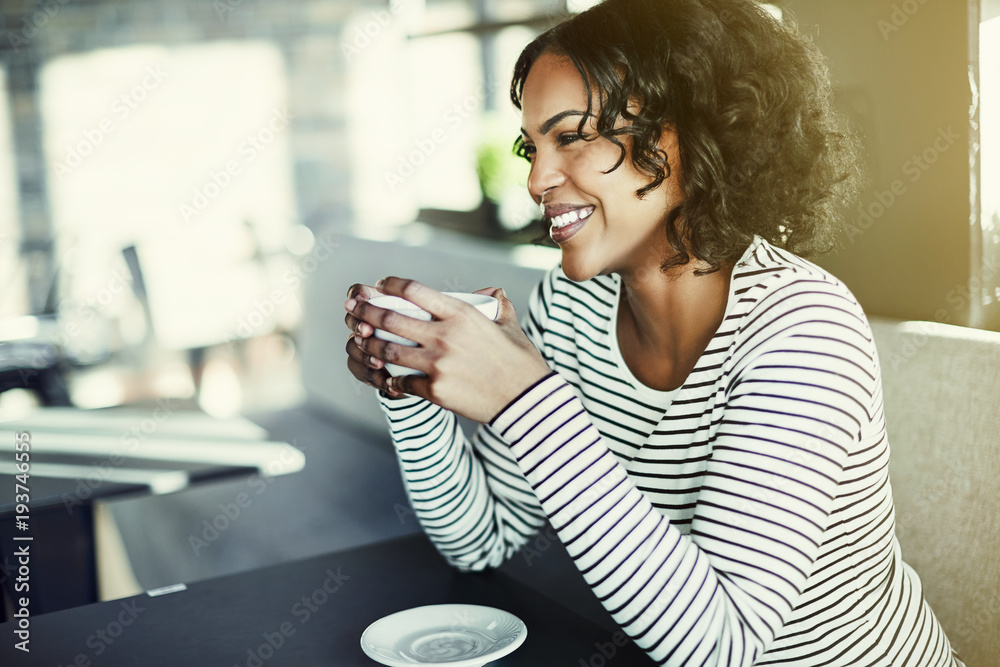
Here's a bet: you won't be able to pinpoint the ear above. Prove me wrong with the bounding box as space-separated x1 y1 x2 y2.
657 124 680 178
657 123 678 151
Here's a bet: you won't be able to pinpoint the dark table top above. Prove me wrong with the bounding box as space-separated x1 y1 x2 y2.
0 533 653 666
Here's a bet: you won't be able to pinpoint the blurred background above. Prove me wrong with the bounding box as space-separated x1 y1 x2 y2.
0 0 997 608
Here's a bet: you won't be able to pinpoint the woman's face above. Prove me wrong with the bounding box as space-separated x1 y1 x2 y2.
519 51 681 283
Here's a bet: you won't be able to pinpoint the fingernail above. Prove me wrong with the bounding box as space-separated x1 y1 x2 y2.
345 298 357 311
375 278 385 289
354 335 362 347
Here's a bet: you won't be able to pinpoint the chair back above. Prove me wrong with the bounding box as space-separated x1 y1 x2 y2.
870 317 1000 667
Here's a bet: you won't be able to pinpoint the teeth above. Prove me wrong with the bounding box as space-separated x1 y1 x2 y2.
552 210 579 228
549 207 593 229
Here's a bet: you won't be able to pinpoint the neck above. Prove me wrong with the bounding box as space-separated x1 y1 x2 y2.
616 257 733 390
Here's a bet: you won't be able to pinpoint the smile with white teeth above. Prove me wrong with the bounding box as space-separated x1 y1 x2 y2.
549 207 595 229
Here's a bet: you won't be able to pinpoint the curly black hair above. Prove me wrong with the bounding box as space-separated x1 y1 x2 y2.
510 0 863 273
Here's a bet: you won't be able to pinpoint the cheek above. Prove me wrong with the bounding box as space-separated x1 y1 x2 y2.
572 137 624 176
592 143 629 177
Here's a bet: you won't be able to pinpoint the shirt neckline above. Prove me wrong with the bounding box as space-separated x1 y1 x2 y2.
605 237 759 402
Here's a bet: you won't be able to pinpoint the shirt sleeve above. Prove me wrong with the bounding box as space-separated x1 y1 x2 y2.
375 273 556 570
488 285 874 666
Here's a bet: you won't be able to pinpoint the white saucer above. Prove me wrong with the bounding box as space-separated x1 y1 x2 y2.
360 604 527 667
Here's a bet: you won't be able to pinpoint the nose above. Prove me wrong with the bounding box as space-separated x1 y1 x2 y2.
527 149 565 201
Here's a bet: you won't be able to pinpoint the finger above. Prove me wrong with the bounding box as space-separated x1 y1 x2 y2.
347 356 393 394
355 332 423 371
345 284 382 322
343 311 374 338
345 333 383 370
386 371 430 402
489 288 520 327
375 277 462 320
346 283 381 301
349 298 431 342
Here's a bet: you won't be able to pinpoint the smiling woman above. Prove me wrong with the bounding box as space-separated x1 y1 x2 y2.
514 52 686 285
344 1 964 665
511 0 861 275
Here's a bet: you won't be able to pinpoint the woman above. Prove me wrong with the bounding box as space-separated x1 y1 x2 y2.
344 0 962 664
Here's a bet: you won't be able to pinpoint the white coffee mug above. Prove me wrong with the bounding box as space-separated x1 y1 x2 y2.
369 292 500 376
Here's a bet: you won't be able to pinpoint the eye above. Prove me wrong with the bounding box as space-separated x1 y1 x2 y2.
556 132 584 147
513 136 535 163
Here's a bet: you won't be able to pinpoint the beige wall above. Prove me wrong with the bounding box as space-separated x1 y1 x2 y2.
786 0 980 326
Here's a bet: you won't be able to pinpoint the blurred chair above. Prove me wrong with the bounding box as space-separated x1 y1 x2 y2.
0 329 70 406
0 270 72 406
870 317 1000 667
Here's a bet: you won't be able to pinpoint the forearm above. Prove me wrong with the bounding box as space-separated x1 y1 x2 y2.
379 393 545 570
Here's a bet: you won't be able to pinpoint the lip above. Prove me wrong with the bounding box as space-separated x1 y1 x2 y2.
544 204 595 244
542 203 590 219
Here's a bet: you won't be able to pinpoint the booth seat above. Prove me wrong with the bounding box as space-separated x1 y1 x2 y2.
868 318 1000 667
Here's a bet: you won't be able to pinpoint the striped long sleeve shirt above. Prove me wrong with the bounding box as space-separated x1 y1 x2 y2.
378 237 961 666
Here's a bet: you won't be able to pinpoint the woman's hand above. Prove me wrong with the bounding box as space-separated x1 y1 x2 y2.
344 282 393 394
344 278 551 423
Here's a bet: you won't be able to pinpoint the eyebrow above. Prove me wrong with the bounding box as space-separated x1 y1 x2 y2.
521 110 588 138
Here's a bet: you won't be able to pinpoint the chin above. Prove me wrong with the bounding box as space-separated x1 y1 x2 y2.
559 258 601 283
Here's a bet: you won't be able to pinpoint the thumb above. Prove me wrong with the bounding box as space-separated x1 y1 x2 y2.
493 289 521 328
474 287 516 324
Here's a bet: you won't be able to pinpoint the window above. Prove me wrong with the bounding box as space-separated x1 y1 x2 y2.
980 8 1000 325
345 0 557 236
40 41 298 351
